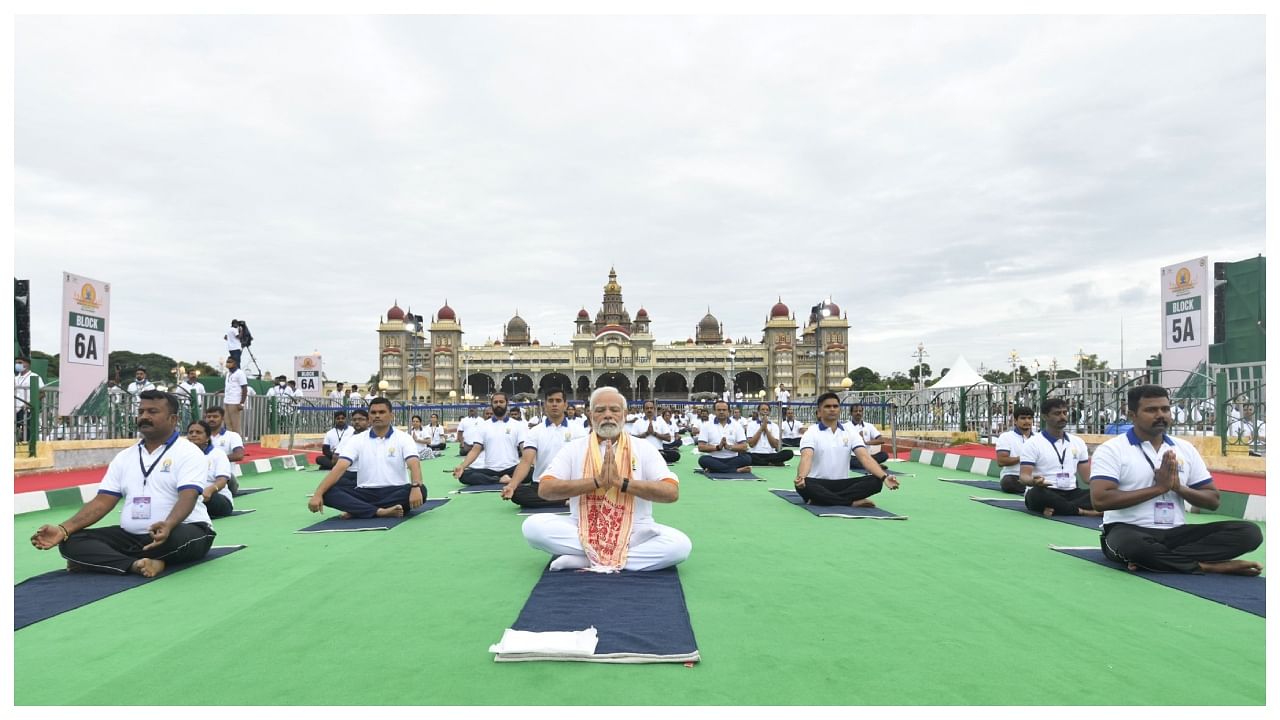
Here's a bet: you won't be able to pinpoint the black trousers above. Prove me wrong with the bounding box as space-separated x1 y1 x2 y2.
999 475 1027 495
698 454 752 473
781 437 801 448
204 493 234 518
322 484 421 519
315 451 338 470
229 349 242 364
750 449 794 466
796 475 884 506
60 523 216 575
850 449 890 470
429 443 446 451
659 448 681 463
1102 521 1263 573
510 482 567 509
1024 486 1093 516
460 465 518 486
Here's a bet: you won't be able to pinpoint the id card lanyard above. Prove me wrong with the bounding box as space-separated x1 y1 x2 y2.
138 430 180 487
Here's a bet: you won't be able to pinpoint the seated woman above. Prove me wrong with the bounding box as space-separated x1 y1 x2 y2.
186 420 235 518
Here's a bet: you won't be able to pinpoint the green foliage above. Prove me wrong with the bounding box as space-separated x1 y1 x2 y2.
30 350 59 379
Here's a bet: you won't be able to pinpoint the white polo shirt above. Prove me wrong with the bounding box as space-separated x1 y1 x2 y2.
1019 431 1090 490
127 379 155 398
567 415 588 432
201 445 234 504
426 425 446 445
849 420 881 444
211 427 244 459
1091 429 1212 529
745 419 782 453
475 416 526 470
15 371 40 412
177 381 206 400
337 426 419 488
526 417 590 481
777 390 790 404
628 416 671 450
98 432 211 534
323 426 354 453
696 419 747 459
994 429 1034 479
224 369 248 404
780 418 803 440
328 390 344 403
226 326 241 352
799 421 866 480
542 435 677 526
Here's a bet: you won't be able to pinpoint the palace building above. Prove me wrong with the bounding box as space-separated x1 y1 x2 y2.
375 269 849 402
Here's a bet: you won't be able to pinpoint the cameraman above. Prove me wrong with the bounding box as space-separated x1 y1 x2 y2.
225 319 242 364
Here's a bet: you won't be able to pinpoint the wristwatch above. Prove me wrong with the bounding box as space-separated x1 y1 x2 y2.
621 478 630 493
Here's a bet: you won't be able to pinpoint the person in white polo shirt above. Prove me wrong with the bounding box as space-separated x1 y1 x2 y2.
223 356 249 435
30 390 216 577
746 402 793 466
630 400 680 463
307 398 425 519
425 413 448 452
696 400 752 474
1091 384 1263 575
185 419 234 518
501 388 588 509
176 370 206 407
848 403 890 470
328 383 345 404
1018 398 1099 518
659 407 684 455
994 406 1035 495
203 405 245 496
794 392 899 507
456 406 481 456
454 392 526 485
225 319 243 365
522 387 691 572
779 409 805 448
316 411 354 471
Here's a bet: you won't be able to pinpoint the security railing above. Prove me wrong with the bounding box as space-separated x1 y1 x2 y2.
16 362 1264 457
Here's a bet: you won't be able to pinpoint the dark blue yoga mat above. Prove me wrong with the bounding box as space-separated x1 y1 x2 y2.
503 565 699 662
517 505 569 516
233 487 271 496
971 497 1102 530
939 477 1007 493
769 489 907 519
14 545 246 630
456 483 506 493
296 498 449 533
694 469 761 481
1051 546 1265 618
224 509 256 517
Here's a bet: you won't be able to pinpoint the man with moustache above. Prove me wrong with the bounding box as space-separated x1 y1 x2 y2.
203 406 244 496
521 387 691 571
630 400 680 464
1090 385 1263 575
30 390 216 577
1019 397 1099 518
316 411 354 471
453 392 525 486
745 402 794 467
696 401 752 474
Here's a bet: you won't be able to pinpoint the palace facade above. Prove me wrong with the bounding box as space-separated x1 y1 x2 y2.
375 269 849 402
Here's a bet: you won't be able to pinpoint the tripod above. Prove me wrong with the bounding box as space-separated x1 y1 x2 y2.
244 345 264 379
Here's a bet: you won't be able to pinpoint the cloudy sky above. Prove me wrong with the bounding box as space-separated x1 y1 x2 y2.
14 13 1265 384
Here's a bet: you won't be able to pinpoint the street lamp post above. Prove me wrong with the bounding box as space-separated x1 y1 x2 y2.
507 349 515 397
732 345 742 399
914 342 929 390
1009 349 1020 382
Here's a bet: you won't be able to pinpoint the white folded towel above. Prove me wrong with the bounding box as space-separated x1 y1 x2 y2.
488 627 599 656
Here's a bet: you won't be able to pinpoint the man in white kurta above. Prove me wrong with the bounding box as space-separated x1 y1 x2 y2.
522 388 691 572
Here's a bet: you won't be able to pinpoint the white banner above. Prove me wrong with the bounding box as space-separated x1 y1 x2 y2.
59 273 111 415
294 354 323 397
1159 257 1209 393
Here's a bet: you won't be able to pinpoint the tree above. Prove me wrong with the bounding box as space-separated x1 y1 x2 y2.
885 372 914 390
31 350 59 379
848 366 882 390
108 351 178 386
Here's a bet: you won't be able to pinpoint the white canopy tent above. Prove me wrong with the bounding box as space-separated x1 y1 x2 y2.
927 356 990 389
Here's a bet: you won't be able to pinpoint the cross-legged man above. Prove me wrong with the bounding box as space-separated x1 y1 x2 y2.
794 392 900 507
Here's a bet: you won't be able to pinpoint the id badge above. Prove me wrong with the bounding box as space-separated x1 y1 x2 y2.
564 431 571 441
1154 501 1176 526
1054 472 1073 489
131 496 152 520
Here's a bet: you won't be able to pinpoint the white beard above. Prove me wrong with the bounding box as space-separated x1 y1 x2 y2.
595 421 621 439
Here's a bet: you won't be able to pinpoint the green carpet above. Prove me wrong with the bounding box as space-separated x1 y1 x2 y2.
13 452 1266 705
